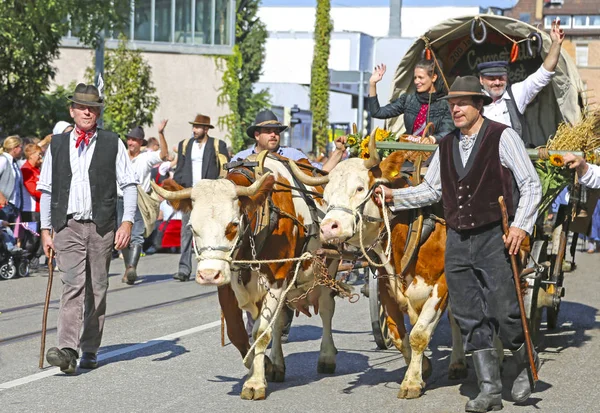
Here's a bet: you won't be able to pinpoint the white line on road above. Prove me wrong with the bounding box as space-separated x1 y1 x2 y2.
0 320 220 391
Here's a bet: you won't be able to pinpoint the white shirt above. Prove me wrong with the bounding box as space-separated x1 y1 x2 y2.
191 141 206 186
581 164 600 189
117 150 162 195
0 153 23 208
483 66 554 127
160 200 182 220
37 130 138 222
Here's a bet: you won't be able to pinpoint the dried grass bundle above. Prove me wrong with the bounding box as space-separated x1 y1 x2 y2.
547 107 600 157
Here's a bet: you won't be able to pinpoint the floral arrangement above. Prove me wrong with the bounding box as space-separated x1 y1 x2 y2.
534 153 574 214
347 128 397 159
547 107 600 164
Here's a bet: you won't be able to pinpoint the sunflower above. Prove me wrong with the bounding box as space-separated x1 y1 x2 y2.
360 151 370 160
375 129 390 141
347 136 357 146
549 154 564 167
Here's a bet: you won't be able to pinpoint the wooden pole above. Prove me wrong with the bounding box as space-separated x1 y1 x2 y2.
39 248 55 369
498 196 538 382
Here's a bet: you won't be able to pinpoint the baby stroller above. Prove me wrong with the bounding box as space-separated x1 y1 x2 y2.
0 225 30 280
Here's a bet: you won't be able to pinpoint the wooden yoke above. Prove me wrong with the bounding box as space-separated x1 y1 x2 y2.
399 155 425 282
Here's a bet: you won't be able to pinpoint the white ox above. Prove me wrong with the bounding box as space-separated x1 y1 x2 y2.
152 154 340 400
290 137 467 399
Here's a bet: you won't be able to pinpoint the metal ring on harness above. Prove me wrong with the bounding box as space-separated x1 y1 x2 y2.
526 32 542 57
470 18 487 45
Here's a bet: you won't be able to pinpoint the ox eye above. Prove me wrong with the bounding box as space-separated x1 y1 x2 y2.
357 186 365 192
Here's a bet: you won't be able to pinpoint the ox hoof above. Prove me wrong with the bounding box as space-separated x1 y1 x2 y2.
264 356 286 382
422 355 433 380
397 381 424 399
317 361 336 374
240 381 267 400
448 361 468 380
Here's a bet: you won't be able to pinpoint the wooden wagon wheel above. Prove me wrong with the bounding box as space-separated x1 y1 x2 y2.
523 239 548 347
367 267 392 349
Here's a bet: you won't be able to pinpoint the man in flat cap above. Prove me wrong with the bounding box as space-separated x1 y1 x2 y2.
374 76 542 411
170 114 230 282
479 19 565 147
38 83 138 373
116 123 169 285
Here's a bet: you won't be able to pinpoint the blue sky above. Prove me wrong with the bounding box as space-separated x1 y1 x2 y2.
261 0 518 8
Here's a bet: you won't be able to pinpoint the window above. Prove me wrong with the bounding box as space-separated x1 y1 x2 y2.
576 44 588 67
214 0 231 45
519 13 530 24
155 0 173 42
544 15 572 28
175 0 193 44
589 16 600 27
573 16 587 28
134 0 152 41
195 0 213 45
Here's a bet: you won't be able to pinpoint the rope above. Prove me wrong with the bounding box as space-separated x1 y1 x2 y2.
357 192 393 268
427 19 472 46
232 252 313 266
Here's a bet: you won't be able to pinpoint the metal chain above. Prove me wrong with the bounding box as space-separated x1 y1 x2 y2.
248 234 261 272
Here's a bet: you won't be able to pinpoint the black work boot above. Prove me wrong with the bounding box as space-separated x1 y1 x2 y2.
511 343 540 403
120 247 131 283
46 347 78 374
465 348 503 412
123 244 142 285
79 352 98 369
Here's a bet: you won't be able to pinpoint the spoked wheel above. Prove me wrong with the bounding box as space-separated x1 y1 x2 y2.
523 240 548 347
18 259 30 277
0 262 18 280
367 267 392 349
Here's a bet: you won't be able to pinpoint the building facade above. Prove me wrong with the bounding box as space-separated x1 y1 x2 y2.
53 0 236 147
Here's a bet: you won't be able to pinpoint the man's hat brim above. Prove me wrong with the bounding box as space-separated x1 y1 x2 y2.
440 91 493 106
188 121 215 128
246 123 288 139
67 96 104 107
125 135 148 146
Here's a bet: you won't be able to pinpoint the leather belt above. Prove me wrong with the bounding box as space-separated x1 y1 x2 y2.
66 214 93 223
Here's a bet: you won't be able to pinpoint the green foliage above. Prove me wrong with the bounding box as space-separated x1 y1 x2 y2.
310 0 333 154
85 35 159 138
217 0 270 151
0 0 130 137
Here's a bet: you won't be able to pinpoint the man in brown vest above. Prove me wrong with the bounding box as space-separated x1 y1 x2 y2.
375 76 542 412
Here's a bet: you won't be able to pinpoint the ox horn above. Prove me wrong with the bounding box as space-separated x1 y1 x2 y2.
289 160 330 186
150 180 193 200
363 127 381 169
235 172 272 197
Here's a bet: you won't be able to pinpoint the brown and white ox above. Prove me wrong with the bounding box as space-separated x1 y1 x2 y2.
152 154 340 400
290 138 467 399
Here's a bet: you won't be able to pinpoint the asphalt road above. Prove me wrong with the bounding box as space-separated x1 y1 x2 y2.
1 249 599 413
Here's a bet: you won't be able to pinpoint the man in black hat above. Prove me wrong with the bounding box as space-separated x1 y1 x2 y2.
116 122 169 284
171 114 229 282
37 83 138 373
234 109 347 172
478 19 565 147
374 76 542 411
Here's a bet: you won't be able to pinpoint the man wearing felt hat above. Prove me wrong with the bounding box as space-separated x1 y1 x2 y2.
233 109 347 172
37 82 139 373
170 113 229 282
478 19 565 148
374 76 542 411
115 123 169 285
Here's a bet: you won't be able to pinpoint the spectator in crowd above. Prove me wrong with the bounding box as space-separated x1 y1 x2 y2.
20 143 43 266
0 135 24 223
146 137 160 152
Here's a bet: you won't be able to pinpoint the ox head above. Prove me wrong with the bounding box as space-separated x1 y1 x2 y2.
314 133 406 245
151 173 275 286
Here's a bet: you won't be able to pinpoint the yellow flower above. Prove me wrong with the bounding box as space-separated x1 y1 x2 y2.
347 136 357 146
360 151 370 159
549 154 564 167
375 129 390 141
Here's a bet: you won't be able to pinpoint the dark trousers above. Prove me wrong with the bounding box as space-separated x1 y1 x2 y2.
445 224 524 352
178 211 193 275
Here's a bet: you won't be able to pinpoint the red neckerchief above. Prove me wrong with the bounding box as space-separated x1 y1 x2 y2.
75 125 97 149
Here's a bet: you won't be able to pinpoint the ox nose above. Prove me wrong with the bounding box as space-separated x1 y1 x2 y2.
320 219 342 242
196 269 223 285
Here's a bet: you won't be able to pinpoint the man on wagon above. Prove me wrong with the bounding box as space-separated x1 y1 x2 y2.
478 19 565 147
374 76 542 412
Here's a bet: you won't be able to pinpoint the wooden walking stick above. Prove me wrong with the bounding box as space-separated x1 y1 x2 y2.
498 196 539 382
220 310 225 347
39 246 55 369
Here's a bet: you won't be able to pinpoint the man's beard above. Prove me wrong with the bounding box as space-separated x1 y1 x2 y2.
484 84 506 99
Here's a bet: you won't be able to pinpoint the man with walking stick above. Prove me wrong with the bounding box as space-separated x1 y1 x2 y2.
374 76 542 411
37 83 138 373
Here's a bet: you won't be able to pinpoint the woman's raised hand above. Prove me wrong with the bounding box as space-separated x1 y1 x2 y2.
369 64 387 84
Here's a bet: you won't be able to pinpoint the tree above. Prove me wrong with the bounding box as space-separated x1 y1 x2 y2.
217 0 270 152
310 0 333 154
0 0 129 137
85 35 159 138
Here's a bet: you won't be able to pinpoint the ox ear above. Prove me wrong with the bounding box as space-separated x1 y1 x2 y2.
238 174 276 214
161 179 193 213
375 151 408 186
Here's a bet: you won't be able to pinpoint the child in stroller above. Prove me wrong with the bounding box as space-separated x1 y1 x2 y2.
0 221 30 280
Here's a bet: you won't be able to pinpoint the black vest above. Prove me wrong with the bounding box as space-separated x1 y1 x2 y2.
50 130 119 236
439 119 518 231
506 85 537 148
173 137 223 188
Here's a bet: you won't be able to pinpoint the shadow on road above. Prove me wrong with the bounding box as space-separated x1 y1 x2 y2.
96 338 189 367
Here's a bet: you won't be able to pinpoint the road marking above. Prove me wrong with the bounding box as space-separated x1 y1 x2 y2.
0 320 220 391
